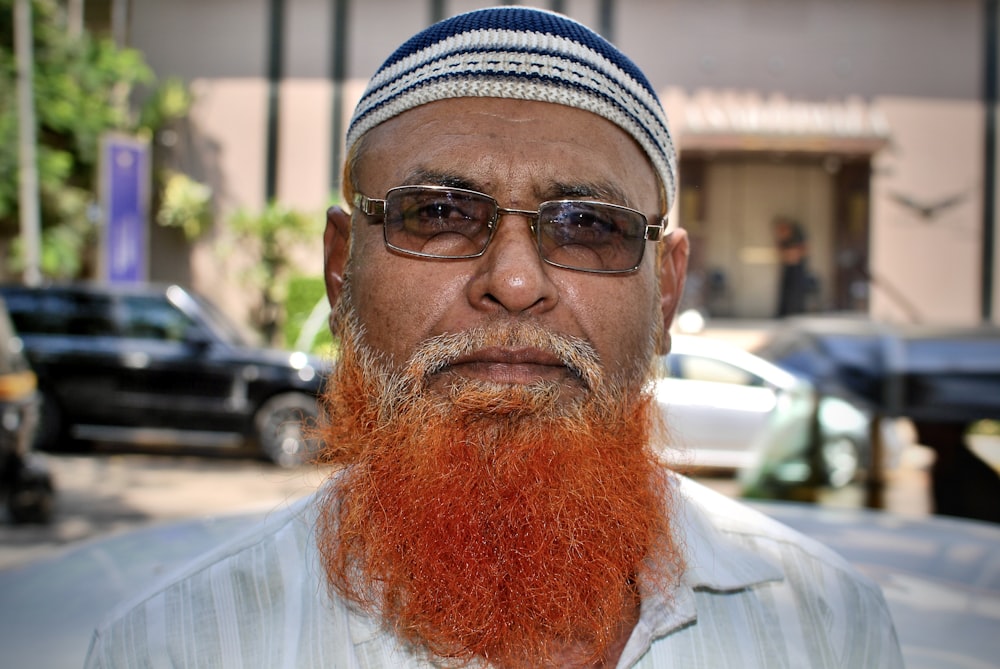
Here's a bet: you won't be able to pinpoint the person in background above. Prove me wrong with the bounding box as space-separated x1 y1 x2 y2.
85 7 903 668
774 215 811 317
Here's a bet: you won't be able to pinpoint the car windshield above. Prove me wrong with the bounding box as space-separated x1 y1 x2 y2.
670 337 800 390
166 286 260 348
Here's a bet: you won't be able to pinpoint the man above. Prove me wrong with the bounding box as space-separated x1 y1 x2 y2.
85 7 903 668
774 216 811 317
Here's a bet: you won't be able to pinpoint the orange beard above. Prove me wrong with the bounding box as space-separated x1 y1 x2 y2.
315 318 681 668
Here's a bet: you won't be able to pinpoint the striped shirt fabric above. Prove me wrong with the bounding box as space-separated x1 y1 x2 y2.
84 476 904 668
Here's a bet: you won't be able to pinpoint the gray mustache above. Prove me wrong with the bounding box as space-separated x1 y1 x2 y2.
404 322 603 391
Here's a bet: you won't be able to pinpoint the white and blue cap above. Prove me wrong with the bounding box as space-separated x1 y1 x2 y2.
346 6 677 210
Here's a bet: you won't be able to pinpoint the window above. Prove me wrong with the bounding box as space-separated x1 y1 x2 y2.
675 354 760 387
5 291 116 337
121 296 196 341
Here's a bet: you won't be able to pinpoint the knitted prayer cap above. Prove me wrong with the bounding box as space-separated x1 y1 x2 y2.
346 6 677 210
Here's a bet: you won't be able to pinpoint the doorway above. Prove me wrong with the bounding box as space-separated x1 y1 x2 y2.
678 154 870 319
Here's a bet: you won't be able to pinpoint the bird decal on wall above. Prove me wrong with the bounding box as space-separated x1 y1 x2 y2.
889 190 968 221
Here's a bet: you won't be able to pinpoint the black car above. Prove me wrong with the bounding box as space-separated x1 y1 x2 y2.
752 314 1000 423
0 283 329 468
0 295 53 523
753 314 1000 522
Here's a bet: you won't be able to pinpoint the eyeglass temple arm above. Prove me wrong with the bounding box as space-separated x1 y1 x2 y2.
353 193 385 217
646 219 666 242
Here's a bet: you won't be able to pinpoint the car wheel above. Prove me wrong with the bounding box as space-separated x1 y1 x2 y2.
254 392 320 468
820 435 860 489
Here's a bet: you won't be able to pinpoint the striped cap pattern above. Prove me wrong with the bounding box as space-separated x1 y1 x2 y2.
346 7 677 209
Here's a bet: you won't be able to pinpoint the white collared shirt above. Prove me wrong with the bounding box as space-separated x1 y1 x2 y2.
85 476 904 668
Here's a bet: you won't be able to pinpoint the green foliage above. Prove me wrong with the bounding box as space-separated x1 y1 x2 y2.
139 76 193 130
283 275 335 355
0 0 209 278
224 201 322 345
8 213 90 278
156 170 212 240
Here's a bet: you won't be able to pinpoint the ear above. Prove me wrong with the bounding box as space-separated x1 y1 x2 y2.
324 205 351 310
658 228 689 355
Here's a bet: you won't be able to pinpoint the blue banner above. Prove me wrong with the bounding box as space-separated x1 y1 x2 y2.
101 135 150 283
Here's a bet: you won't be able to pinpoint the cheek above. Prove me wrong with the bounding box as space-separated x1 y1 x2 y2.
349 253 466 365
565 274 659 378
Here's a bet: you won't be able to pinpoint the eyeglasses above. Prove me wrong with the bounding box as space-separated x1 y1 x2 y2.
353 185 666 274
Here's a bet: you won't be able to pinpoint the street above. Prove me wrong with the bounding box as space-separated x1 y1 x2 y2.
0 450 329 570
0 442 938 571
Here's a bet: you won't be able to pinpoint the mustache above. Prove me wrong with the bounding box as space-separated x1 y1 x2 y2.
402 321 604 392
334 274 607 394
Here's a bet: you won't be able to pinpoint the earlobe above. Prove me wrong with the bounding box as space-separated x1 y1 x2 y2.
324 206 352 310
658 229 690 354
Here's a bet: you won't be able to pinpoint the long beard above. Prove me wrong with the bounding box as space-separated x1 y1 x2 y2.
315 315 681 668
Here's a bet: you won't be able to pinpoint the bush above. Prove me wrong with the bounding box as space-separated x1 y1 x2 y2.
284 275 335 355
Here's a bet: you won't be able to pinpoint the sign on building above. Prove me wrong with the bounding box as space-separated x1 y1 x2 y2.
100 134 150 283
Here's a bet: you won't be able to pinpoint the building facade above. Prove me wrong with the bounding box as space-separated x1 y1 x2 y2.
95 0 998 325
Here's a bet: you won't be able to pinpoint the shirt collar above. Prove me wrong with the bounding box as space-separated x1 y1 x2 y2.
673 476 785 591
621 475 786 662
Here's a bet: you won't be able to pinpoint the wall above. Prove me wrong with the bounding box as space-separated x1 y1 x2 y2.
870 97 985 324
126 0 994 326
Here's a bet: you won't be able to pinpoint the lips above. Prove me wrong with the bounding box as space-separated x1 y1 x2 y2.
450 347 565 368
444 346 571 385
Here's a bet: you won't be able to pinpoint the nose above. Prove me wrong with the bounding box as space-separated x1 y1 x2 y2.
467 212 559 315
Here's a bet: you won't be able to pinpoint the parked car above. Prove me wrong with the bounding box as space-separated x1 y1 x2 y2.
0 295 54 523
0 283 329 468
655 335 906 489
751 314 1000 424
752 315 1000 521
0 500 996 668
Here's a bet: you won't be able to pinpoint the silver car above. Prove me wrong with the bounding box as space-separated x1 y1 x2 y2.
655 335 907 489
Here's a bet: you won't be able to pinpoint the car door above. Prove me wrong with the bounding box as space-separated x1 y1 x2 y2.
7 289 130 431
113 294 245 441
655 352 780 469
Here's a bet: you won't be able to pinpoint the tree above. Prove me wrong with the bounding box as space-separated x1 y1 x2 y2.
0 0 201 278
225 201 322 346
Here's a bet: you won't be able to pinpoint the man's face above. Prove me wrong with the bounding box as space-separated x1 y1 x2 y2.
342 97 671 397
317 98 689 667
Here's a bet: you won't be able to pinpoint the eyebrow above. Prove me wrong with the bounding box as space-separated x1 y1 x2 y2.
403 169 477 191
402 169 635 208
548 181 633 208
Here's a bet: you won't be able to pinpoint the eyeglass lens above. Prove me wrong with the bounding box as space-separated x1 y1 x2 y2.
386 188 495 259
382 187 647 272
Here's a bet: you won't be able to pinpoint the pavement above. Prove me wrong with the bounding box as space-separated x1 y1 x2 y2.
0 452 330 570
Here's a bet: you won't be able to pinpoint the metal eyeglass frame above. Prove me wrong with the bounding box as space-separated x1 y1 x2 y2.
353 185 666 275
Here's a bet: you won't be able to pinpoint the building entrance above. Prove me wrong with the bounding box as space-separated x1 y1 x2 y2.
678 155 871 320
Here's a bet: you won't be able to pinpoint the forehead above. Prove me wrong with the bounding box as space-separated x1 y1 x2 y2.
353 98 659 208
